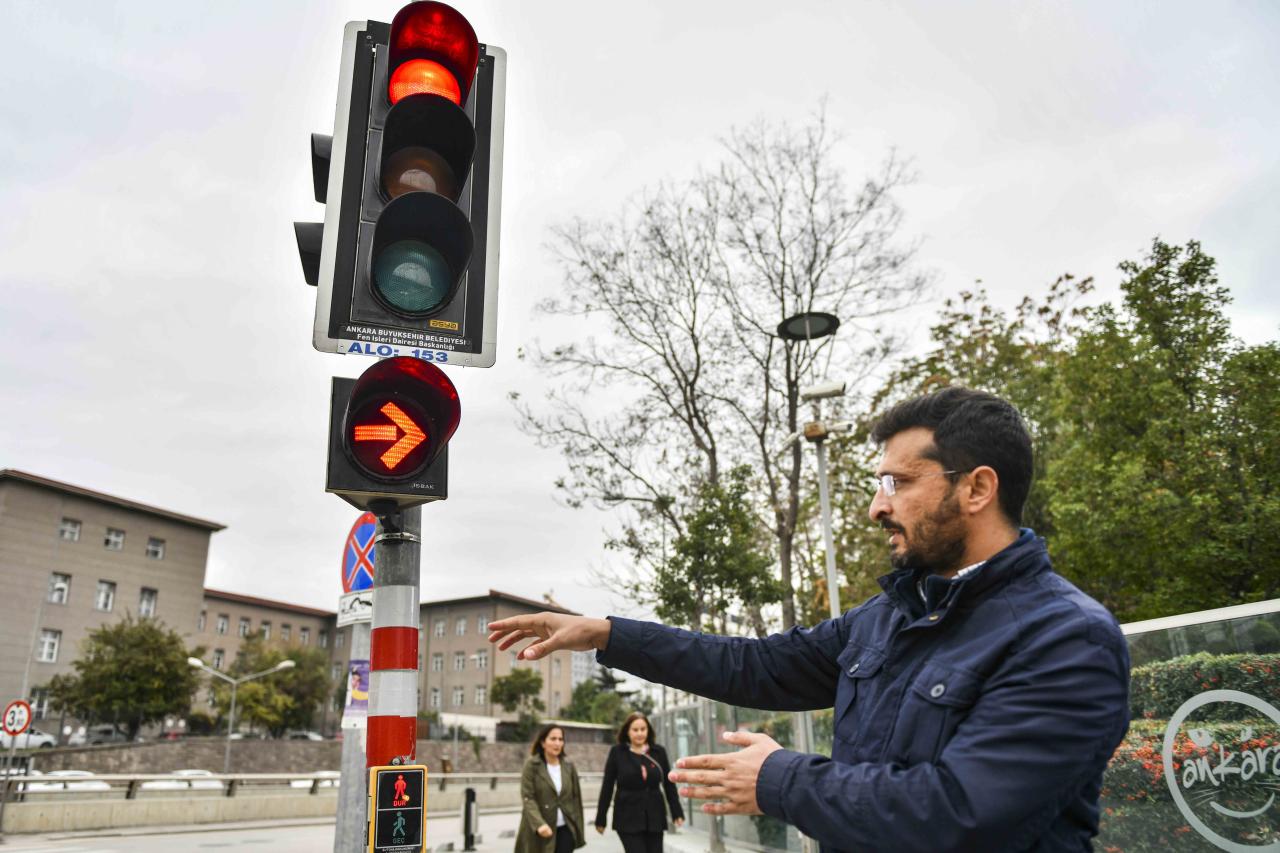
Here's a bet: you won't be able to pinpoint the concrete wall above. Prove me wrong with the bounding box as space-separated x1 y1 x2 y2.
1 792 339 834
34 737 616 776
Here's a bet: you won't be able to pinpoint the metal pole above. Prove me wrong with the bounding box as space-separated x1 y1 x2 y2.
703 700 725 853
224 680 238 775
366 503 422 768
0 741 19 843
814 439 842 620
333 622 371 853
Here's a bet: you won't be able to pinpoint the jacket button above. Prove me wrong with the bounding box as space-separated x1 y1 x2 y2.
930 683 946 698
848 663 859 674
927 613 941 621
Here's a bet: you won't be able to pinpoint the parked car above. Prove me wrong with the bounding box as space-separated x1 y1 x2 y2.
67 725 131 746
26 770 112 792
141 768 224 791
0 728 56 749
285 730 325 741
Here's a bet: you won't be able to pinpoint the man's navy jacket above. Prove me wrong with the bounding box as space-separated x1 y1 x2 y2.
599 530 1130 852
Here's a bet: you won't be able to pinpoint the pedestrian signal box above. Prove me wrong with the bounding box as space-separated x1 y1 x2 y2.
368 764 427 853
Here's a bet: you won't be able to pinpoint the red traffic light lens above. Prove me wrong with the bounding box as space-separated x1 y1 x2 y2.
389 59 462 106
344 357 460 481
388 2 479 104
349 398 432 475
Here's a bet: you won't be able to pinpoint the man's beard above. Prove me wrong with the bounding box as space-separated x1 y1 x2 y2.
884 491 968 575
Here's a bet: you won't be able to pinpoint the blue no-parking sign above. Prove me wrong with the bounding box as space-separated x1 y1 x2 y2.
342 512 377 593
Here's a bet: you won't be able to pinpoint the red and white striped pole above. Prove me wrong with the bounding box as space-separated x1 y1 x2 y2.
367 504 421 767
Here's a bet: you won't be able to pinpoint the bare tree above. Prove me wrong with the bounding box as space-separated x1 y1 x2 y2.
515 110 926 629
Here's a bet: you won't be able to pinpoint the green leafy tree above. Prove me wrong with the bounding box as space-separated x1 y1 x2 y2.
492 668 544 741
1043 240 1280 619
647 466 782 632
847 239 1278 622
209 634 332 736
562 673 655 727
45 616 199 740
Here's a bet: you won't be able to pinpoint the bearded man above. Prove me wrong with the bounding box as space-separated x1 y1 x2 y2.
489 387 1130 853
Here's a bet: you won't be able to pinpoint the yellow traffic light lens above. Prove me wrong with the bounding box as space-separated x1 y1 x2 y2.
383 147 458 201
373 239 451 315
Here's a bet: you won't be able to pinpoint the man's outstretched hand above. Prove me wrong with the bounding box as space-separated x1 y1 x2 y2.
486 612 612 661
669 730 783 816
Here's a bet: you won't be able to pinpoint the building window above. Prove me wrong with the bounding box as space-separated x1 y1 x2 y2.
331 663 341 681
198 610 207 632
47 573 71 605
452 686 465 706
139 588 158 618
95 580 116 612
336 631 345 649
104 528 125 551
146 537 166 560
553 690 561 711
510 651 519 668
261 622 271 641
213 649 225 670
58 518 81 542
455 617 466 636
216 614 229 635
37 630 61 663
281 624 291 641
300 627 310 645
238 618 251 638
29 689 49 720
474 685 487 706
431 653 443 672
474 649 488 670
454 651 466 671
552 658 562 678
433 619 446 638
429 687 441 709
319 630 329 649
476 614 488 635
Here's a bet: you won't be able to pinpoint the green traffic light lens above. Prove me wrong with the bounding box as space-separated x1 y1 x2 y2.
373 240 452 315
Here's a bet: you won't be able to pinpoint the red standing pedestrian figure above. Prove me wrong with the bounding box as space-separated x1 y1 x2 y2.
393 773 410 807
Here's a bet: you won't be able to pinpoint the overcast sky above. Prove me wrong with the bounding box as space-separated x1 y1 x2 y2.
2 1 1276 622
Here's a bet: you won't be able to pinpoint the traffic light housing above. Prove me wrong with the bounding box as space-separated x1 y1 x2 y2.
326 357 459 510
299 2 506 368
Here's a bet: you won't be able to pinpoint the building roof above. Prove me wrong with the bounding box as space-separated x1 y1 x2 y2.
423 589 580 616
204 588 336 618
0 469 226 532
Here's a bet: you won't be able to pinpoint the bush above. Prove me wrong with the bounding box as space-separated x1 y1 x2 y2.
1099 717 1280 850
1129 652 1280 721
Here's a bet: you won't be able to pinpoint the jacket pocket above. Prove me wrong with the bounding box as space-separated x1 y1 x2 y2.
890 662 983 765
833 644 885 747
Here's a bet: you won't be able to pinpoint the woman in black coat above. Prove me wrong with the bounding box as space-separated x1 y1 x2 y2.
595 712 684 853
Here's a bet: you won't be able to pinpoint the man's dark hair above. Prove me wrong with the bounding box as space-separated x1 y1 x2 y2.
870 387 1033 526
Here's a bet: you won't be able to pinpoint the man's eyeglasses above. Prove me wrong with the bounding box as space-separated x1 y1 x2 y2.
870 470 967 497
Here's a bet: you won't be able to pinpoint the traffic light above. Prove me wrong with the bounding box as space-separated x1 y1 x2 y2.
298 2 506 368
326 356 460 510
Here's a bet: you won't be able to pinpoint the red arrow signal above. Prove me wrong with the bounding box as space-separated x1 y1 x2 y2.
353 402 426 471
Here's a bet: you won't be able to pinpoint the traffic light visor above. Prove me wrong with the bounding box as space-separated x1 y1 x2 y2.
380 94 476 203
344 357 460 481
388 2 479 106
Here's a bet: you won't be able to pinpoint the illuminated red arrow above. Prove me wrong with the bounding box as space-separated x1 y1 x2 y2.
353 402 426 470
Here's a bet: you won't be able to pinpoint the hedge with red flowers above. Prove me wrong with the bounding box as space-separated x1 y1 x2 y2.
1128 651 1280 721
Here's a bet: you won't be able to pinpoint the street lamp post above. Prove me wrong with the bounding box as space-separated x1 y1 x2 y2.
187 657 295 774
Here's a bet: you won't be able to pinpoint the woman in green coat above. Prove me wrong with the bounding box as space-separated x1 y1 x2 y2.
516 724 586 853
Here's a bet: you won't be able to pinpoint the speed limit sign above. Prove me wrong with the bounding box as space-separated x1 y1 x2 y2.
2 700 31 737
